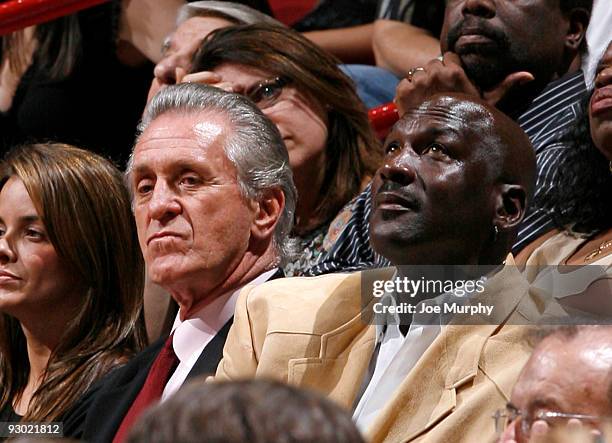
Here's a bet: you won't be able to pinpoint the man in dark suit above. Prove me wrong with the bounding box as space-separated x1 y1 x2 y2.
69 83 296 443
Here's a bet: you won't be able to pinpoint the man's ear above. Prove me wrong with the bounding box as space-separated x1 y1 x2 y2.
564 7 590 53
494 184 527 231
250 188 285 242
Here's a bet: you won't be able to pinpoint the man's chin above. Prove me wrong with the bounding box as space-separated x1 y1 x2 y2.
460 55 508 91
147 259 186 287
370 222 421 260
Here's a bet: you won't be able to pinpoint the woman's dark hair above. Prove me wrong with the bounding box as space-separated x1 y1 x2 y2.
0 143 146 421
192 24 382 225
1 15 82 81
535 93 612 234
127 379 366 443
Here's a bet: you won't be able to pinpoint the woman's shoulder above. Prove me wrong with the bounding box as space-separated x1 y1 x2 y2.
519 230 583 267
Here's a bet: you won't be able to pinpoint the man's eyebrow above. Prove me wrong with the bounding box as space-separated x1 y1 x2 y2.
526 397 563 413
131 160 211 178
131 164 152 177
403 124 463 140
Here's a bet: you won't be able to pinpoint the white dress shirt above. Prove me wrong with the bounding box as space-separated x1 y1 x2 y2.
161 268 278 401
352 273 481 431
352 290 441 432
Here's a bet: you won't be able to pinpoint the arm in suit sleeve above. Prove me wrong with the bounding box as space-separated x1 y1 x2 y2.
215 285 260 380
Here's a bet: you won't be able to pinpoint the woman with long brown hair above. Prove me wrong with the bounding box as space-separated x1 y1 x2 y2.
187 24 383 275
0 143 146 427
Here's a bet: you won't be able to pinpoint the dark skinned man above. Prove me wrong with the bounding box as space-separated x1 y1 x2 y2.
215 94 544 443
308 0 592 275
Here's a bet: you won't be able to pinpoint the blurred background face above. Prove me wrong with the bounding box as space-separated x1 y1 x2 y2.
130 112 257 305
0 177 79 320
149 16 234 97
506 332 612 443
211 62 328 195
440 0 568 90
590 41 612 159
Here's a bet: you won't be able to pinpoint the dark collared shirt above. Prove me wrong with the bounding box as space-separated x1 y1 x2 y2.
306 71 587 276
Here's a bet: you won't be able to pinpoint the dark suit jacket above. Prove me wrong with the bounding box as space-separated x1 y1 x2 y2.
68 319 232 443
67 268 283 443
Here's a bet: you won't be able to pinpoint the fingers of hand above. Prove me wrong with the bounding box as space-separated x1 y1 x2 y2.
175 67 187 83
180 71 223 85
483 71 534 105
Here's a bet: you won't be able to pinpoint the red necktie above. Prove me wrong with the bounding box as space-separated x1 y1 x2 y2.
113 335 179 443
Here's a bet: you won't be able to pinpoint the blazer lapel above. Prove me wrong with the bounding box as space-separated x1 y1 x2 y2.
267 268 285 281
286 268 393 409
366 259 530 443
188 269 281 381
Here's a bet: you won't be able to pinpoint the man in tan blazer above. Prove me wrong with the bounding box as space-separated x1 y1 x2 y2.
216 93 540 442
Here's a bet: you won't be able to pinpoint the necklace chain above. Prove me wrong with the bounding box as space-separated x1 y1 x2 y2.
585 239 612 262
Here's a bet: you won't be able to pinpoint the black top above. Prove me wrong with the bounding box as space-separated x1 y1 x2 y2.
65 322 233 443
0 1 152 168
0 403 22 422
0 404 21 442
293 0 378 31
0 390 97 440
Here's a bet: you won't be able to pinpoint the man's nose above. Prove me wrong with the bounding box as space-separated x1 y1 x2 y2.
147 182 182 224
595 66 612 89
462 0 496 18
378 157 417 186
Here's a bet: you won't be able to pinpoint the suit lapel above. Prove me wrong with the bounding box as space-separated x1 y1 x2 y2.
286 268 393 409
366 258 530 443
187 269 281 380
267 268 285 281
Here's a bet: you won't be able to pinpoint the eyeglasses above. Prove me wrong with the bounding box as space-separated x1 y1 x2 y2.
493 403 606 439
244 76 290 110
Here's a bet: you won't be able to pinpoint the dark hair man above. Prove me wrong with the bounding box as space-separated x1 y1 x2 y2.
126 379 365 443
65 83 296 443
497 325 612 442
215 94 540 443
308 0 593 276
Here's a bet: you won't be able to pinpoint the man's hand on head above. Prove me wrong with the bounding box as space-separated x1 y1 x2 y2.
394 52 534 116
395 53 480 115
483 70 535 110
178 70 236 93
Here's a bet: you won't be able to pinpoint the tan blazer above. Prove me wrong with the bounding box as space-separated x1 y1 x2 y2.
216 256 548 443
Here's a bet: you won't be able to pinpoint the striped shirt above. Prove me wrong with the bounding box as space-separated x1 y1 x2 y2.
306 70 587 276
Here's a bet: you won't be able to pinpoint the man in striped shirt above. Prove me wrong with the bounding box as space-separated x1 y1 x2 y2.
308 0 593 275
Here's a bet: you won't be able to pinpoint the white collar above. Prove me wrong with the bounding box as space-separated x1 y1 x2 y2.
171 268 278 363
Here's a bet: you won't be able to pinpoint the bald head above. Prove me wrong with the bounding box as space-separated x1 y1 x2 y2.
505 326 612 442
415 94 535 199
370 93 535 265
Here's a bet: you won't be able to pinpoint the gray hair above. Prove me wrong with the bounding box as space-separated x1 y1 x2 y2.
131 83 296 265
176 1 283 27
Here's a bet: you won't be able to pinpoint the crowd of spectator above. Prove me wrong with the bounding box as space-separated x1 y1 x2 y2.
0 0 611 442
